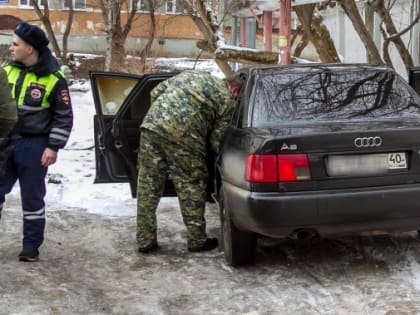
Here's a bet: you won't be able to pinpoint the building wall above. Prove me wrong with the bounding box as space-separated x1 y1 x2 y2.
322 1 419 79
0 1 205 57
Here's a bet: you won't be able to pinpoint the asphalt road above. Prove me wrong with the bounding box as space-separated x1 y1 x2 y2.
1 198 420 315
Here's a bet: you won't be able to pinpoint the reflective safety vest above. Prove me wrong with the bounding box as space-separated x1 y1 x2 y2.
4 65 64 108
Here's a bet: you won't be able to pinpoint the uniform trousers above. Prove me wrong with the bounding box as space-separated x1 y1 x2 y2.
0 136 48 251
136 128 208 249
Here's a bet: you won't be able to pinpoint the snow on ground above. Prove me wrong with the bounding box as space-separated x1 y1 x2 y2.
3 59 420 314
7 59 224 218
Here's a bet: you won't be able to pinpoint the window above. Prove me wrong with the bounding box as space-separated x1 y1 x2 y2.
166 0 184 13
135 0 184 14
251 68 420 127
19 0 43 7
64 0 86 9
136 0 151 12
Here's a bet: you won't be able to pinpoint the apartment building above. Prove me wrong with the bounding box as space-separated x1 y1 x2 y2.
0 0 205 57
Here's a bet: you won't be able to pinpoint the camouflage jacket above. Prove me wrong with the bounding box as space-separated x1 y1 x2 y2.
0 67 17 137
141 70 233 154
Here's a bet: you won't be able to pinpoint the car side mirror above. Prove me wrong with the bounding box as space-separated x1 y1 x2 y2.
409 67 420 96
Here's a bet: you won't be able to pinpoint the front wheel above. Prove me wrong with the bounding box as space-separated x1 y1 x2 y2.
219 187 256 266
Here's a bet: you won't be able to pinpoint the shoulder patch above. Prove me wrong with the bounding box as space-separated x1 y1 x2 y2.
60 89 70 105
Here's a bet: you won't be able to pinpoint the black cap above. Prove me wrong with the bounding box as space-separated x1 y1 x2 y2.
14 21 49 52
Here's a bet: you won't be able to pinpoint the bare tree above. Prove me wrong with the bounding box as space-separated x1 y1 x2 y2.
294 3 340 62
138 0 166 73
97 0 138 71
338 0 384 65
179 0 287 77
337 0 418 77
367 0 419 75
32 0 74 65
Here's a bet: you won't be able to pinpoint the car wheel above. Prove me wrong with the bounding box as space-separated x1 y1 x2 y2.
219 187 256 266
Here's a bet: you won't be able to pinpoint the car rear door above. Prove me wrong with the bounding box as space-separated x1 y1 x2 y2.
90 71 176 197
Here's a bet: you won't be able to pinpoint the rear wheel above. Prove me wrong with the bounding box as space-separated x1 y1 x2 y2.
219 187 256 266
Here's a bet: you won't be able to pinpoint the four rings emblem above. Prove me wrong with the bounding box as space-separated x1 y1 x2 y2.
354 136 382 148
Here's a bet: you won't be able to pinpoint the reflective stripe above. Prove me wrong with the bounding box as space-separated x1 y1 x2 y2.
4 65 62 108
19 105 48 111
24 214 46 220
51 127 70 136
50 134 69 141
23 207 45 216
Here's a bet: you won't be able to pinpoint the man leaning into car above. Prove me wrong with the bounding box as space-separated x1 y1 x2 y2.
136 70 242 253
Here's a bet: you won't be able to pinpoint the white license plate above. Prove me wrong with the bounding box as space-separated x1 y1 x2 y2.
387 152 407 169
326 152 407 176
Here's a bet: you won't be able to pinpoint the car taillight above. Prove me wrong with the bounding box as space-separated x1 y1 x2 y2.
245 154 311 183
245 154 277 183
277 154 311 182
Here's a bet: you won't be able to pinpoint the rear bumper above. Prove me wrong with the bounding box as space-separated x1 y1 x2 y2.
222 182 420 238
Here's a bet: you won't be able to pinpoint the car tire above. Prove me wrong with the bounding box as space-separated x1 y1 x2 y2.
219 187 256 266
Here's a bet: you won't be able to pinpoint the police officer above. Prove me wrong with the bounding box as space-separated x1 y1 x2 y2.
0 68 17 180
137 70 242 253
1 22 73 262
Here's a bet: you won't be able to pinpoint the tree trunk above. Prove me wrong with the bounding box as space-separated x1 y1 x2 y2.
139 6 156 73
368 0 417 76
339 0 384 65
109 12 126 71
62 3 74 64
180 0 235 77
294 4 340 63
32 0 62 61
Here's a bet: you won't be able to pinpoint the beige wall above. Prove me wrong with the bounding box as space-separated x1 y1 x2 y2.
0 2 204 40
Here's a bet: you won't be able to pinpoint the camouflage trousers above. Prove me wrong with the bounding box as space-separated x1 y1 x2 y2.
136 128 208 249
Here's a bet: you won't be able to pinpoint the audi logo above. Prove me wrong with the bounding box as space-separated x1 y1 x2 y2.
354 136 383 148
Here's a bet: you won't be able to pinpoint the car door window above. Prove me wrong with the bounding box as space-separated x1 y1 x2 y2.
96 76 138 115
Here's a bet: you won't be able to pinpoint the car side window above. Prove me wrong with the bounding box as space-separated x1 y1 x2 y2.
96 77 138 115
230 73 249 128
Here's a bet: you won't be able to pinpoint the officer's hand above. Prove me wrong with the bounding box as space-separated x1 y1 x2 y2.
41 148 58 167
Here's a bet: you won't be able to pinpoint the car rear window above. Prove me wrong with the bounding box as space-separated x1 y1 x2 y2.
251 68 420 127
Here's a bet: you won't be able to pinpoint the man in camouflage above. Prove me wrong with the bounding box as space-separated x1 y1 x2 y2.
137 70 241 253
0 67 17 181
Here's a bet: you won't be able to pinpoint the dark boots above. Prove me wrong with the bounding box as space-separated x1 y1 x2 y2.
188 238 218 252
19 248 39 262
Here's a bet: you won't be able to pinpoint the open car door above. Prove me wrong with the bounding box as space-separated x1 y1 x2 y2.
90 71 177 198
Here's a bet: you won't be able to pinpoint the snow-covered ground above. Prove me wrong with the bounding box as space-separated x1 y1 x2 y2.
2 60 420 314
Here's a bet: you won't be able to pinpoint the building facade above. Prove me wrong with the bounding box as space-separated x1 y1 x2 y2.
0 0 205 57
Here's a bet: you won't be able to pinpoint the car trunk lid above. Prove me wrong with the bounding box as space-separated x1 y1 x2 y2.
254 120 420 190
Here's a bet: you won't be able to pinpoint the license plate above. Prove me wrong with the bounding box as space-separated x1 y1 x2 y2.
326 152 407 176
388 152 407 169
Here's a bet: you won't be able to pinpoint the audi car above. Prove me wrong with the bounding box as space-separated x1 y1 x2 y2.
216 64 420 266
90 64 420 267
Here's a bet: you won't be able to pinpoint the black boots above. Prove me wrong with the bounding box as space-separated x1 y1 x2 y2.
138 238 219 253
138 242 159 254
19 248 40 262
188 238 219 252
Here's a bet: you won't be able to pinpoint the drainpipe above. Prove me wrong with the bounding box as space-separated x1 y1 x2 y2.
231 16 238 46
278 0 292 64
246 19 257 49
240 17 247 47
263 11 273 51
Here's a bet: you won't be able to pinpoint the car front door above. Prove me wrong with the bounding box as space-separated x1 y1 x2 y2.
90 71 177 197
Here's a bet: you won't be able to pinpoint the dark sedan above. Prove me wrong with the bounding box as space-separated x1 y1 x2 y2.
216 64 420 266
90 64 420 267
